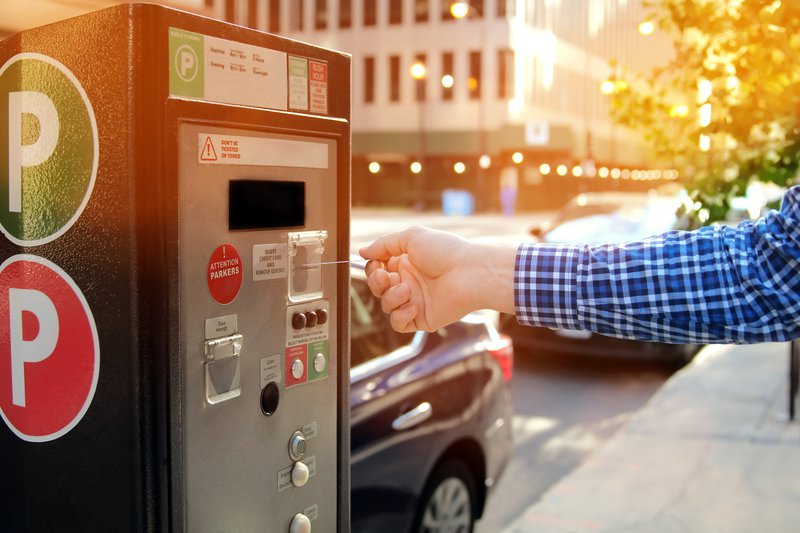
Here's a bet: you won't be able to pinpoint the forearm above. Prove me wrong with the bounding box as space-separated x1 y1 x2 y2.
515 207 800 344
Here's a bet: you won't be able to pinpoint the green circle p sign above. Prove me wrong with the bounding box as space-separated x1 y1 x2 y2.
0 53 98 246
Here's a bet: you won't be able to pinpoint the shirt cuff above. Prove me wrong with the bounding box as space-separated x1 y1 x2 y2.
514 242 582 330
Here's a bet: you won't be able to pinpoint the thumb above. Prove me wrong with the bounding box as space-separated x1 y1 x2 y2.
359 229 416 261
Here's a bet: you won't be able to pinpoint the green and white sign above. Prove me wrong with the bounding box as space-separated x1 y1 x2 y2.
0 53 98 246
168 27 288 111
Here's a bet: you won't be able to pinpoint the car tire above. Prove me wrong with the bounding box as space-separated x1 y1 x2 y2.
412 458 477 533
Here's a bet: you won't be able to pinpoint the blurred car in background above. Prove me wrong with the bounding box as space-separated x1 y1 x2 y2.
505 191 698 363
349 265 514 533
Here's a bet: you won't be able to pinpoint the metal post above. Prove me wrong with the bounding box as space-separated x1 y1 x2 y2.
415 89 426 211
790 340 799 421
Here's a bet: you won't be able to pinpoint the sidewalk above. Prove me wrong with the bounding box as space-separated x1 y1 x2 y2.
505 342 800 532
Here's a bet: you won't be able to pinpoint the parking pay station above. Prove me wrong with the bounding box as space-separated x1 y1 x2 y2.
0 4 350 532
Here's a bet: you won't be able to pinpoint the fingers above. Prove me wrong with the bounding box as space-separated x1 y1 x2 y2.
364 259 384 277
389 302 418 333
365 268 417 332
366 267 391 298
365 261 401 299
380 283 410 314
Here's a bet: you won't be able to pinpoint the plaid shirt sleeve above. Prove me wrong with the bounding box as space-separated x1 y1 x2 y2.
515 186 800 344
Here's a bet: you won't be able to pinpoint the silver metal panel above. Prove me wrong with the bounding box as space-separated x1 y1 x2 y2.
179 122 339 532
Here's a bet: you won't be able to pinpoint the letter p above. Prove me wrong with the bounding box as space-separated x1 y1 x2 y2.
9 288 59 407
181 50 195 77
8 91 59 213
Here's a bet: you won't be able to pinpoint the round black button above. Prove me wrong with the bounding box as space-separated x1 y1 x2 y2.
316 308 328 325
292 312 307 330
304 311 318 328
260 382 280 416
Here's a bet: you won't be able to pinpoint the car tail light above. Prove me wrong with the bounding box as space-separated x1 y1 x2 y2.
486 335 514 382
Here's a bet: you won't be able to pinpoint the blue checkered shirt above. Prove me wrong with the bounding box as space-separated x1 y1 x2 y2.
515 186 800 344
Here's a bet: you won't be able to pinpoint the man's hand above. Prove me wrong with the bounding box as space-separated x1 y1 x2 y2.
359 226 517 332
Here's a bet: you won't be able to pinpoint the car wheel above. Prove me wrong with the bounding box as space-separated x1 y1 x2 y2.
413 458 476 533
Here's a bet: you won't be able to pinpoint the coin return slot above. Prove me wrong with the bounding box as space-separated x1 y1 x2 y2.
260 381 280 416
204 333 243 404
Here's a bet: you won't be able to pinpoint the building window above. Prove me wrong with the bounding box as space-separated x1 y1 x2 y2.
498 49 515 99
364 56 375 103
390 55 401 102
247 0 257 27
390 0 403 24
224 0 235 23
415 0 429 22
497 0 516 17
469 51 481 100
365 0 377 26
440 0 455 21
441 51 454 100
414 53 427 102
340 0 352 28
315 0 328 30
268 0 280 33
290 0 304 31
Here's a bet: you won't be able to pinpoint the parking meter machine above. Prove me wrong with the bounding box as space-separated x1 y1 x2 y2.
0 5 350 532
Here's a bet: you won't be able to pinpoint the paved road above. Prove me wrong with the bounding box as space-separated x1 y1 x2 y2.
476 349 678 532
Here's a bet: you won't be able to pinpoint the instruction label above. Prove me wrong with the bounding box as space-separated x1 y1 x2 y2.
288 56 309 111
260 354 281 388
197 133 328 169
309 60 328 114
253 244 287 281
169 27 288 110
205 314 238 339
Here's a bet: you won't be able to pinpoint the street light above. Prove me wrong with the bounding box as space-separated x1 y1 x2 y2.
410 61 426 81
450 2 470 19
638 20 655 36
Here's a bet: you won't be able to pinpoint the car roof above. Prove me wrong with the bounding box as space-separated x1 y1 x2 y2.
567 191 652 206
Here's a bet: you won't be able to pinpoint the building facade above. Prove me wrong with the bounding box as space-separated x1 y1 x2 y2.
190 1 677 209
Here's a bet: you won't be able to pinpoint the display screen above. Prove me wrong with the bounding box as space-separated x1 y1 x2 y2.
229 180 305 230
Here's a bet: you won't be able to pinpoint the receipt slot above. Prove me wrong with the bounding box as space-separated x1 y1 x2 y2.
0 5 349 532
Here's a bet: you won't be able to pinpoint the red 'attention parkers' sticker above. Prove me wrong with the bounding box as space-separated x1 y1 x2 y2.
207 244 242 305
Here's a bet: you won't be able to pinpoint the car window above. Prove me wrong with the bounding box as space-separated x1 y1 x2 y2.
350 277 414 368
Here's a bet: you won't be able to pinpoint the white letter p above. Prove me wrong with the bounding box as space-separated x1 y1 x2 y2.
9 288 59 407
8 91 59 213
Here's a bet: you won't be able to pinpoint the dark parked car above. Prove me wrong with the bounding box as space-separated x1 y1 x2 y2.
504 191 698 362
349 265 514 533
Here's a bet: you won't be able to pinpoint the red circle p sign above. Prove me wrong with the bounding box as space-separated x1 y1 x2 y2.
0 255 99 442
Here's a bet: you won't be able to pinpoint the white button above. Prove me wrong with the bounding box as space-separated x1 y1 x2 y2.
289 513 311 533
291 359 304 379
292 461 310 487
314 353 326 373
